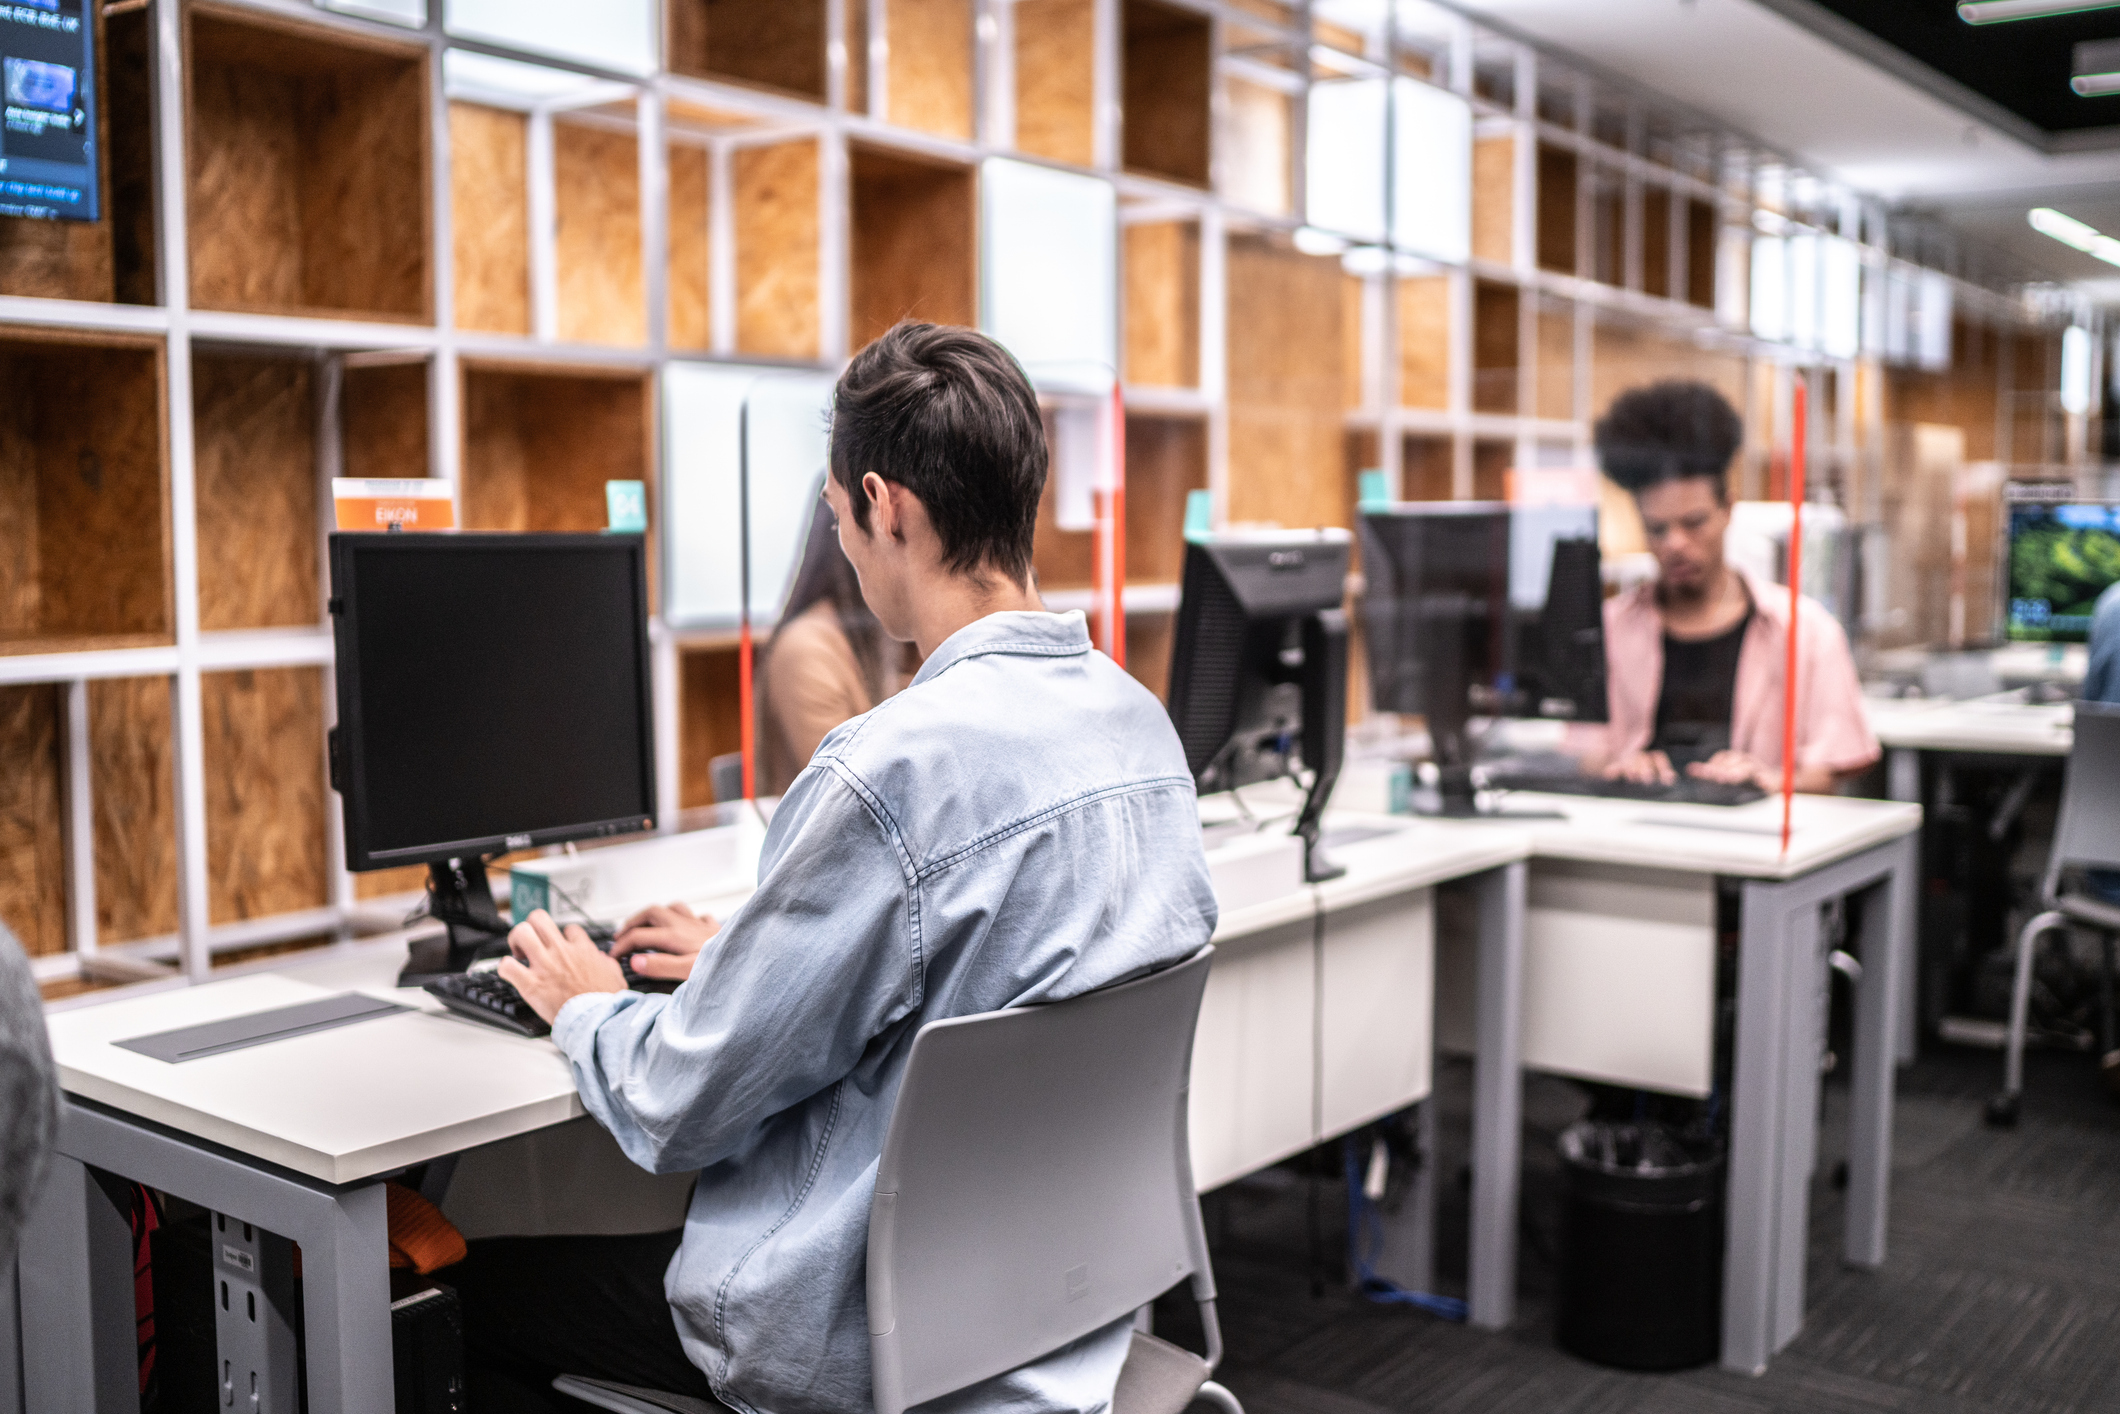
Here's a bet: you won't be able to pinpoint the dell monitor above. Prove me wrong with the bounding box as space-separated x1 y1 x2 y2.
328 532 657 978
2005 499 2120 643
1357 503 1605 816
1166 529 1351 882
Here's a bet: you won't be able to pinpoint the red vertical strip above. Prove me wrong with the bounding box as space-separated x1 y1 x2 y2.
1111 383 1128 669
1781 379 1806 856
740 623 756 802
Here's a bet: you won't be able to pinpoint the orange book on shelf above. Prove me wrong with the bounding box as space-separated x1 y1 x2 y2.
332 478 455 532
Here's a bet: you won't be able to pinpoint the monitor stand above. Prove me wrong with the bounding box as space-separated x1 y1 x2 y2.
397 858 513 986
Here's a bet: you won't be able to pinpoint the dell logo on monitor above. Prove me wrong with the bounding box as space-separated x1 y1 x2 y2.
1267 550 1305 570
506 834 532 849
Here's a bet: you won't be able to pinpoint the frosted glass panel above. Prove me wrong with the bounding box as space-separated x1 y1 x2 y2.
443 50 628 109
1392 79 1470 264
323 0 424 25
1786 232 1819 351
1820 236 1860 361
1306 78 1386 245
1915 272 1952 372
444 0 656 77
664 364 837 629
980 159 1116 395
1749 237 1786 343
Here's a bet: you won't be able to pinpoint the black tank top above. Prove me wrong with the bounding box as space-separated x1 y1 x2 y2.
1653 610 1750 767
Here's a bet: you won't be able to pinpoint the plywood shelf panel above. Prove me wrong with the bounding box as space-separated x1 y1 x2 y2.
849 146 975 347
92 675 178 947
668 142 712 352
1125 413 1206 584
1471 280 1518 416
344 358 431 481
0 3 157 305
460 362 652 536
669 0 829 102
1398 275 1449 411
889 0 975 140
1016 0 1096 166
1125 221 1200 389
679 644 742 810
0 683 64 955
555 120 646 348
0 328 169 656
194 351 318 632
186 2 430 323
1122 0 1210 187
1402 434 1452 500
736 139 822 359
451 102 530 336
1471 135 1514 267
1226 234 1346 531
204 666 327 925
1685 198 1715 310
1535 143 1576 277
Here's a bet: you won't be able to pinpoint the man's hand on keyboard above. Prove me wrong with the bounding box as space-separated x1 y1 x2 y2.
498 908 628 1024
1687 749 1772 790
1603 749 1676 786
612 902 720 984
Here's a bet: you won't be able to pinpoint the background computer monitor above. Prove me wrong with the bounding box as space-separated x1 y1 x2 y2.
328 532 656 967
0 1 100 222
2005 500 2120 643
1166 530 1350 881
1357 503 1605 813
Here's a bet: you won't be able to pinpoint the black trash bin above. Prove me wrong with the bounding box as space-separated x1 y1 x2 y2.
1555 1119 1725 1370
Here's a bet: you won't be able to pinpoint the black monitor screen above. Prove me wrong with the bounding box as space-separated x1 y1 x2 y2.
0 0 97 222
2006 501 2120 643
330 533 655 869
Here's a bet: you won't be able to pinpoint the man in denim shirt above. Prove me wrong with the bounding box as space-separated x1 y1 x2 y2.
462 323 1219 1414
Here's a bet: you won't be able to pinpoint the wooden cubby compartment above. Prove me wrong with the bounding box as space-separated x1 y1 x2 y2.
459 362 652 534
1125 414 1206 585
1685 198 1716 309
1535 298 1574 421
1472 439 1511 501
1642 186 1671 299
0 3 156 304
1124 220 1200 388
669 0 828 101
0 330 169 655
1398 275 1449 411
679 645 743 810
1402 435 1453 501
1535 143 1577 276
850 146 975 346
204 667 328 925
451 101 529 336
886 0 976 139
1588 168 1623 288
186 4 430 322
0 683 64 955
1016 0 1096 166
1471 280 1518 416
1471 135 1513 266
556 116 646 347
1225 234 1346 531
1122 0 1211 186
193 350 319 632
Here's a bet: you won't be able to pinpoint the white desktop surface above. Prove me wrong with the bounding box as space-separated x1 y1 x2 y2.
47 959 583 1185
1312 811 1531 910
1502 791 1922 880
1864 695 2074 757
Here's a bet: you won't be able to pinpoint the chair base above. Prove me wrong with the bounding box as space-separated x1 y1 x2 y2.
1984 1092 2020 1128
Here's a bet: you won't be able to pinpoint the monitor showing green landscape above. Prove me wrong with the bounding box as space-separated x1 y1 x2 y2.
2007 502 2120 642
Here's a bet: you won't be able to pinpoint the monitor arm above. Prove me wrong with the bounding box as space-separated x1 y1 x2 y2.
399 857 513 984
1294 608 1349 883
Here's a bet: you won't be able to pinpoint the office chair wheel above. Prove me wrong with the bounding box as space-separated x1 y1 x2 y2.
1984 1092 2020 1128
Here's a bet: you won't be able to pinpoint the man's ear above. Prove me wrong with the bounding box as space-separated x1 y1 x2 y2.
863 472 904 542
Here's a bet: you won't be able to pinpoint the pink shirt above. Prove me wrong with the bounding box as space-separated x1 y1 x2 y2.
1597 570 1879 777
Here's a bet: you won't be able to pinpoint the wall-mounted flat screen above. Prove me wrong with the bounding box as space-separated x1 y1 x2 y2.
0 0 97 222
2006 501 2120 642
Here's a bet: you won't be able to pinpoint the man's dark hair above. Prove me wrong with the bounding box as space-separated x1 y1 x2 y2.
829 322 1047 583
1593 380 1742 501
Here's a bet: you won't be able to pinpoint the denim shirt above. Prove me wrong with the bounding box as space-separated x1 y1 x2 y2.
552 610 1218 1414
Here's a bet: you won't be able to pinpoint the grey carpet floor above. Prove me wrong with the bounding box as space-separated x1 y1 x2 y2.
1156 1046 2120 1414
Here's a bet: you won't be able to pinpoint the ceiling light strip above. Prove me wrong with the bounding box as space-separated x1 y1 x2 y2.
2029 208 2120 269
1959 0 2120 21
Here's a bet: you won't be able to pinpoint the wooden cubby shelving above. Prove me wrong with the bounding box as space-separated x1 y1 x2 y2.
0 330 169 657
186 2 431 322
0 0 2074 993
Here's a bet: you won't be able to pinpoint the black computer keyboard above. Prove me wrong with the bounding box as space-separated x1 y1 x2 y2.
425 937 681 1037
1485 770 1768 807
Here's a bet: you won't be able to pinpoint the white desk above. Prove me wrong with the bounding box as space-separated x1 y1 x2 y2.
1492 790 1921 1375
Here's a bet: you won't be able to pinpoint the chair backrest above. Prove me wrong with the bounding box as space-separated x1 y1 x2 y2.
866 947 1215 1414
2049 699 2120 896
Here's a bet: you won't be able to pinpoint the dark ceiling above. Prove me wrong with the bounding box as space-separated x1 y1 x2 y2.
1804 0 2120 136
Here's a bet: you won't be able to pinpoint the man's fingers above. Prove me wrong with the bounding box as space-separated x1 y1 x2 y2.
627 950 692 981
496 956 531 989
670 901 699 921
611 927 681 958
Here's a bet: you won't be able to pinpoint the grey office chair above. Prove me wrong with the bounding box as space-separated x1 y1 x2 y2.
1987 699 2120 1128
556 946 1242 1414
708 752 745 805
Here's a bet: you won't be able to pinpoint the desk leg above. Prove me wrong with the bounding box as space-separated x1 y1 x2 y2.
1468 860 1524 1332
1725 879 1796 1377
39 1100 396 1414
1885 747 1921 1065
1846 833 1914 1269
17 1155 138 1412
1772 901 1826 1353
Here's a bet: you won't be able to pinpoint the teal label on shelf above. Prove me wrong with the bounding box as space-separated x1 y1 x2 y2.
606 480 648 533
